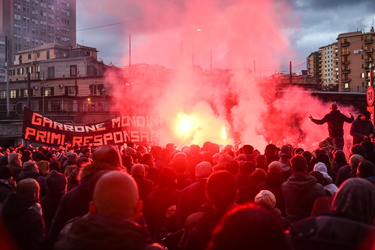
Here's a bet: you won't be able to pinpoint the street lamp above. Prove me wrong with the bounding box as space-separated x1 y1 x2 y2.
192 28 202 66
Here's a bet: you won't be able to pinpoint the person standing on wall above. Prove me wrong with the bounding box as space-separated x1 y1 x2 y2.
309 102 354 150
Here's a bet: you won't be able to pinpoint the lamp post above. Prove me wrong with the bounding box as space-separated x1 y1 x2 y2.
192 28 201 67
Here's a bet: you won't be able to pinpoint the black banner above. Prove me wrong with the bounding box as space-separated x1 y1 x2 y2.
22 107 161 146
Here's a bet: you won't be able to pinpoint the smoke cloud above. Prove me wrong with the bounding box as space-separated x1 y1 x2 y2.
95 0 358 152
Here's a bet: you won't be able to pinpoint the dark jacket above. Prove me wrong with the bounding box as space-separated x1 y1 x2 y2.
281 173 326 223
133 175 155 203
40 193 64 234
1 193 45 250
176 179 207 228
311 110 353 137
46 174 94 248
0 179 15 203
350 116 374 145
144 185 180 241
54 213 162 250
290 213 375 250
335 165 355 187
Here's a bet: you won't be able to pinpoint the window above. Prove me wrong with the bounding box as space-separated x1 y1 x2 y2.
37 52 40 58
21 89 29 97
10 90 17 98
51 100 61 111
48 67 55 78
46 50 50 59
65 86 76 96
0 91 6 99
43 87 54 96
28 53 31 59
70 65 77 76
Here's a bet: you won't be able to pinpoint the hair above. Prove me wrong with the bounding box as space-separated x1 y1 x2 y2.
38 160 50 175
8 153 20 165
207 203 291 250
206 170 237 210
357 160 375 178
291 155 308 172
23 161 37 171
131 163 145 177
255 190 276 208
195 161 212 179
16 178 40 200
242 144 254 155
267 161 283 174
350 144 366 158
93 171 139 220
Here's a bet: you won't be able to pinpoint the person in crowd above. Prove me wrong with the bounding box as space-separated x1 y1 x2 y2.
309 102 354 149
254 190 288 228
61 151 78 172
207 203 292 250
54 171 163 250
264 143 280 165
6 153 22 182
236 161 256 204
140 153 159 184
313 162 338 196
335 154 364 187
2 178 44 250
66 156 90 191
281 155 326 223
176 161 213 229
330 150 347 174
350 110 374 145
360 140 375 163
180 170 237 250
256 161 286 215
40 170 67 234
289 178 375 250
38 160 50 176
0 166 15 204
143 166 180 242
169 153 194 190
356 160 375 184
18 161 47 198
46 145 125 248
131 163 155 204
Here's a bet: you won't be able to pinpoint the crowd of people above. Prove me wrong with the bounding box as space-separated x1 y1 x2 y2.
0 103 373 250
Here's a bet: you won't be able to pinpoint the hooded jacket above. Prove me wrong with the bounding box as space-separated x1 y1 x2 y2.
2 193 44 250
281 173 326 223
54 214 161 250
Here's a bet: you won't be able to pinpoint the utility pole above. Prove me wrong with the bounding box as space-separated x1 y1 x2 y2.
5 36 10 117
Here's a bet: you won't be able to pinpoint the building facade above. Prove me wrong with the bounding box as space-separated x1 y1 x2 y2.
337 29 375 92
0 0 76 81
319 42 338 90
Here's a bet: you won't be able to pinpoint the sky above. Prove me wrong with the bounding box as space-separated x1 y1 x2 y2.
76 0 375 73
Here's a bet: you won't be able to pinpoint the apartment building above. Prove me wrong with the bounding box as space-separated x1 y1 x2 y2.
307 51 320 79
0 0 76 81
319 42 338 89
337 29 375 92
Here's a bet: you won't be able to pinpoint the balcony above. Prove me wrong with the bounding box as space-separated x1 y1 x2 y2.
365 38 374 44
365 57 374 63
342 69 351 74
342 78 351 83
341 41 350 47
342 51 350 56
365 48 374 53
342 60 350 65
342 88 351 92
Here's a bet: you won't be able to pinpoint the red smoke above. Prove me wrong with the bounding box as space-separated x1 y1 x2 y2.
92 0 357 152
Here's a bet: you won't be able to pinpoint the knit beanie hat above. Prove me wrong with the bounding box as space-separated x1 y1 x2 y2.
46 170 67 194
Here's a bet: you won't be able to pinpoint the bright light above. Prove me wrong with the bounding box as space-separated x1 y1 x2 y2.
221 126 227 140
175 113 194 138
